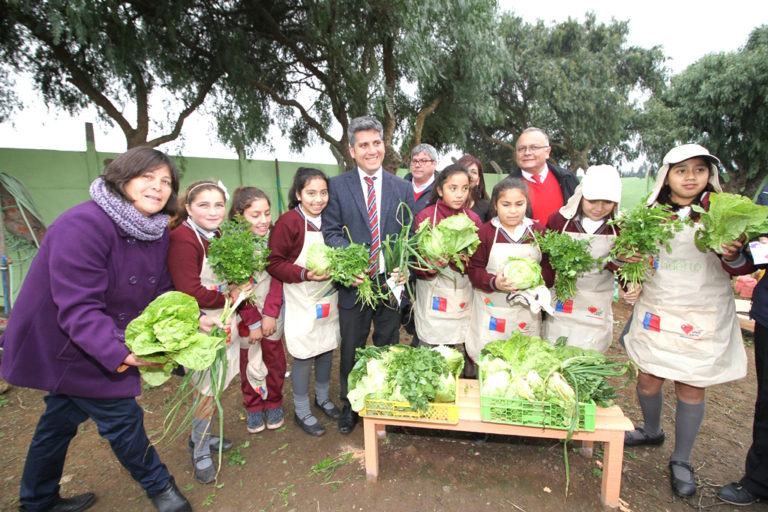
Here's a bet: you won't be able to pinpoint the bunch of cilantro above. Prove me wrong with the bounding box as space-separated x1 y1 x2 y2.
347 345 464 412
207 215 268 285
414 213 480 272
693 192 768 254
608 203 685 286
535 230 596 302
125 291 226 387
306 241 383 308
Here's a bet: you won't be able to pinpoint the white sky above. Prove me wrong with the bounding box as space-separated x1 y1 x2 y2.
1 1 766 163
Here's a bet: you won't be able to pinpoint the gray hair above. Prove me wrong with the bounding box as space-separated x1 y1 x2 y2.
410 143 438 162
518 127 550 146
348 116 384 146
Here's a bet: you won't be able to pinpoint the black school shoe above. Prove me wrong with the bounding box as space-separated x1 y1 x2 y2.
187 435 233 454
314 397 342 420
150 477 192 512
717 482 758 506
624 427 665 447
19 493 96 512
338 405 358 435
669 460 697 497
294 413 326 436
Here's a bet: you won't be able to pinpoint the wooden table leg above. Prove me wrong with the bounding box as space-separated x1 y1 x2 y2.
600 434 624 508
579 440 594 457
376 423 387 438
364 418 379 482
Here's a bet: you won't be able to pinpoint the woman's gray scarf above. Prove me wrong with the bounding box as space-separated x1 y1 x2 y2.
89 177 169 241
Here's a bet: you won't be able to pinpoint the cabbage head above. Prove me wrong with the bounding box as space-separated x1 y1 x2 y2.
306 243 333 274
503 257 544 290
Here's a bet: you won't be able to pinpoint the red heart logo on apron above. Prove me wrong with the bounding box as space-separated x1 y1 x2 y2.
459 302 466 309
681 324 694 334
518 322 527 329
588 306 598 314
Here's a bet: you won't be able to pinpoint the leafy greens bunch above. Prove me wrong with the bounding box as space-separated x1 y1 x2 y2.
535 230 596 302
608 203 685 286
502 257 544 290
692 192 768 254
414 213 480 272
306 241 383 308
207 215 268 285
347 344 464 412
125 291 226 387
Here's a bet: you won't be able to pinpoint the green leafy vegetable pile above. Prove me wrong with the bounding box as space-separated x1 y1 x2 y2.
207 215 268 284
347 344 465 412
125 291 226 387
535 230 596 302
692 192 768 254
608 203 685 286
502 257 544 290
414 213 480 272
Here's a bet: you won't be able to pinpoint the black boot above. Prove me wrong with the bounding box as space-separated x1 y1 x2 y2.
150 477 192 512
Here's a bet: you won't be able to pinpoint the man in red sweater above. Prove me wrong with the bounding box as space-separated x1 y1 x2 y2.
508 127 579 224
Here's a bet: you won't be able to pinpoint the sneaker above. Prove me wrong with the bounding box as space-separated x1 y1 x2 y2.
265 408 285 429
247 411 265 434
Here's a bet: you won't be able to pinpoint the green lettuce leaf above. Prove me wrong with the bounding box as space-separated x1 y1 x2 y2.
692 192 768 254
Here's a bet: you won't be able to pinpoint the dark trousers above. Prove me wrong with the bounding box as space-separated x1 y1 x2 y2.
742 322 768 497
239 338 287 412
339 303 400 406
20 393 170 511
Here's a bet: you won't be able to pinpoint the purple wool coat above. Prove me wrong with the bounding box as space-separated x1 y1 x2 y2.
0 201 173 399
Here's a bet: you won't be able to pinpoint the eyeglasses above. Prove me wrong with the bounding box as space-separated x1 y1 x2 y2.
516 145 549 153
411 158 434 166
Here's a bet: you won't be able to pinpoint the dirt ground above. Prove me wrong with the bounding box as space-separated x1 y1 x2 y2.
1 300 766 512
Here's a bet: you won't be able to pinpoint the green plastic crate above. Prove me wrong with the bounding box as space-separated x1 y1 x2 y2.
479 368 596 431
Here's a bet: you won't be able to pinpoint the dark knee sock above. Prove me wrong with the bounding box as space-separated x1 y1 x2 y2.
671 399 705 464
638 390 663 434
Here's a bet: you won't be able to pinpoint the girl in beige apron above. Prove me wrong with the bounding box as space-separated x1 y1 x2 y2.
413 169 480 347
467 177 553 362
542 165 624 353
269 169 341 437
228 187 287 434
622 144 749 498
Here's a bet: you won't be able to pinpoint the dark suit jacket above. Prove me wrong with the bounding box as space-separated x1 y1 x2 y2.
403 172 435 215
323 168 416 309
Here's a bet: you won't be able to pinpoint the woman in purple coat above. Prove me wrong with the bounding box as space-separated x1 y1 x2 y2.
0 148 221 512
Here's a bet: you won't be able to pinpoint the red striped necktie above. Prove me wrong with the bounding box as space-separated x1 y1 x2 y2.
364 176 379 278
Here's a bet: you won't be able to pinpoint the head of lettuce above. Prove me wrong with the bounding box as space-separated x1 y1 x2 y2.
125 291 226 386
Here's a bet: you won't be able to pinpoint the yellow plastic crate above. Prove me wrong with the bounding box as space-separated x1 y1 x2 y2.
360 375 459 424
479 368 596 431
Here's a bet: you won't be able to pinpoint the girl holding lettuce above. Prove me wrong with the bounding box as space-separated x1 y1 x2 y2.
542 165 641 352
228 187 287 434
412 164 482 348
466 177 554 362
622 144 751 498
266 168 341 437
168 180 246 484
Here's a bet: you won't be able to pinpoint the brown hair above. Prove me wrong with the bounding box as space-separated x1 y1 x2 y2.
456 154 489 202
288 167 329 209
169 180 226 229
490 177 529 216
102 146 180 216
229 186 271 219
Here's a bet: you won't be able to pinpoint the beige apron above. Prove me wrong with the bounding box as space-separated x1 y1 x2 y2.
230 269 285 394
466 225 542 361
542 221 616 352
282 222 340 359
414 208 474 345
625 223 747 387
191 227 240 397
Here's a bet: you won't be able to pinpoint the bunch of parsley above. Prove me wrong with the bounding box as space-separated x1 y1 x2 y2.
535 230 596 302
207 215 266 285
608 204 685 286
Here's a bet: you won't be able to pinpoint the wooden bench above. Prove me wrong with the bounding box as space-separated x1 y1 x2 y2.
362 379 634 508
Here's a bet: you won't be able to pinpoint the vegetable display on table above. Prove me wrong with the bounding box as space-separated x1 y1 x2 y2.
608 203 685 286
534 230 595 302
502 257 544 290
347 344 465 412
692 192 768 254
414 212 481 272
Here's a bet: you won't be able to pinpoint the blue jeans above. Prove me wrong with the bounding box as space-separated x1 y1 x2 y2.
20 393 170 511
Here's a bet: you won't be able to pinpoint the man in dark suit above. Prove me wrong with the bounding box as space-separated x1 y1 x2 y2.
403 143 438 215
323 116 416 434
